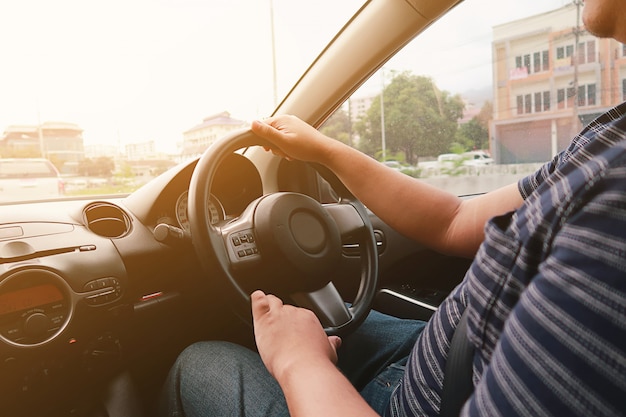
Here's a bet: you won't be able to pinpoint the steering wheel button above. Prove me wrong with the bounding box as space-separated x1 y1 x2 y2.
237 250 246 257
232 236 241 246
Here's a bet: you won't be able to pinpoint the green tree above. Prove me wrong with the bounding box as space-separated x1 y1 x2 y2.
355 72 464 164
320 108 352 146
455 118 487 151
456 101 491 151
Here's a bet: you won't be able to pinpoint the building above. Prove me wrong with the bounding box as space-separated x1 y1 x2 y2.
125 140 157 161
0 122 85 167
491 3 626 163
181 111 248 159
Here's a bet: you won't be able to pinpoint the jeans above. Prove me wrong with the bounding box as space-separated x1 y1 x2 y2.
159 309 426 417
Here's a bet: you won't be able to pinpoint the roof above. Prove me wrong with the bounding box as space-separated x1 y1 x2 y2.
184 111 248 134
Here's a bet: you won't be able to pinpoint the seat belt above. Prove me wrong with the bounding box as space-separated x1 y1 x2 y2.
440 308 475 417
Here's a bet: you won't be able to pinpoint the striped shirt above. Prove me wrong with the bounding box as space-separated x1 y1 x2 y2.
388 103 626 417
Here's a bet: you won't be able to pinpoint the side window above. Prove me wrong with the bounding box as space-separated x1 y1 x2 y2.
322 3 617 198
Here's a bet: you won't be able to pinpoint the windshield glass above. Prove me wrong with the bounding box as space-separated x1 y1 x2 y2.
0 0 361 203
2 0 612 202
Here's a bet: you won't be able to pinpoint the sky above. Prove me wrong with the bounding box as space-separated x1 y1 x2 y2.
0 0 572 153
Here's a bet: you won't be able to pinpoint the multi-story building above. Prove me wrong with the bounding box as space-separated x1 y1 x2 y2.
181 111 248 159
491 3 626 163
0 122 85 166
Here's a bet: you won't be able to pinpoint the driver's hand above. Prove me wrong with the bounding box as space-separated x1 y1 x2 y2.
251 290 342 382
251 115 339 164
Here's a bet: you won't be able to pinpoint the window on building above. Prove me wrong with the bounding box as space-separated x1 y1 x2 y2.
524 93 532 114
517 49 549 74
577 40 597 64
534 92 542 112
557 44 575 61
578 85 587 107
533 52 541 73
558 89 566 109
516 94 533 115
542 50 549 71
570 84 597 107
587 84 596 106
557 86 578 109
518 90 551 114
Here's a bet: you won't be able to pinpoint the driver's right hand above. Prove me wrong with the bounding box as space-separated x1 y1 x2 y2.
251 115 341 165
251 290 342 383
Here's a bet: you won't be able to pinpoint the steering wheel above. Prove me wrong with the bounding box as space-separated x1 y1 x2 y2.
187 130 378 336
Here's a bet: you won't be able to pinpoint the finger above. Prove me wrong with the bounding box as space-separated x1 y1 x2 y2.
327 335 342 363
328 335 342 351
251 119 278 139
263 293 284 310
251 290 270 320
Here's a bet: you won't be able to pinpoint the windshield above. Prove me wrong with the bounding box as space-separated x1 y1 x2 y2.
1 0 607 202
0 0 361 203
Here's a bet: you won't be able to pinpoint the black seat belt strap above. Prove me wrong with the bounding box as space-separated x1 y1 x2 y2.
440 308 475 417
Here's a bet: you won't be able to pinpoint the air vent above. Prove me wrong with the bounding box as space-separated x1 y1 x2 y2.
83 202 131 238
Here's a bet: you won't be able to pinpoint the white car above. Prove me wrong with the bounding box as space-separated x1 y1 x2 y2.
0 158 64 202
462 151 494 166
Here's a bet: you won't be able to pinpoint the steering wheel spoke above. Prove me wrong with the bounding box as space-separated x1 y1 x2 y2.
324 202 369 240
291 283 352 331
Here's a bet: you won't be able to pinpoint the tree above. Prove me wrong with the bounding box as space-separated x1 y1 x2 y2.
455 118 488 151
456 100 492 151
320 108 352 145
78 157 115 177
355 72 464 165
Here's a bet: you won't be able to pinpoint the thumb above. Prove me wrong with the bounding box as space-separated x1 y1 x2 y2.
250 290 269 321
327 335 342 364
251 119 279 140
328 335 342 352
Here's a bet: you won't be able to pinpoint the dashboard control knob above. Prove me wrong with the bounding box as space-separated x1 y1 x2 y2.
23 312 51 338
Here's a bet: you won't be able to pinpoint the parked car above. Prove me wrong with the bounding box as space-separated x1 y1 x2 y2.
0 158 64 203
461 151 494 166
0 0 594 416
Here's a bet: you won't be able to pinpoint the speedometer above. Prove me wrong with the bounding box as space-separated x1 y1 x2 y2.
175 190 224 233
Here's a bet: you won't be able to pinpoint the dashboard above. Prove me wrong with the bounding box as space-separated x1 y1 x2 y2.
0 152 264 416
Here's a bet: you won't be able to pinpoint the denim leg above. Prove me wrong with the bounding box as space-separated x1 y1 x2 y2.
360 358 409 415
338 309 426 391
159 310 425 417
159 341 289 417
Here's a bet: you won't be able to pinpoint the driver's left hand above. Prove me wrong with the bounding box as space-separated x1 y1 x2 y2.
251 290 342 382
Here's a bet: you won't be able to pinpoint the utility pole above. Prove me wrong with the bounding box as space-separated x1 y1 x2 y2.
571 0 583 136
37 107 45 158
269 0 278 108
380 69 386 161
